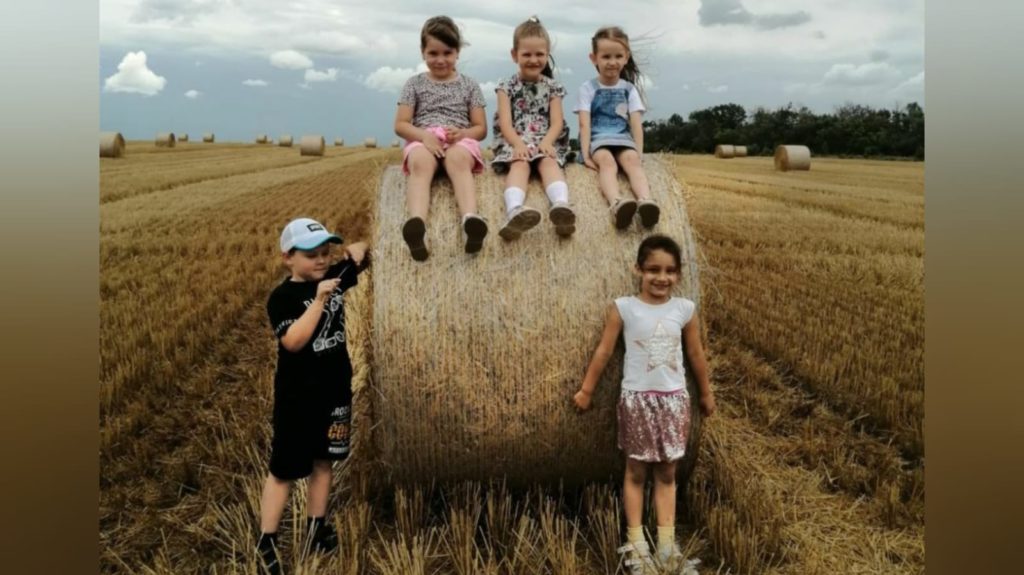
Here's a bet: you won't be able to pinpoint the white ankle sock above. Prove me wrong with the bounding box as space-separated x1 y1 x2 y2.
504 187 526 213
545 181 569 204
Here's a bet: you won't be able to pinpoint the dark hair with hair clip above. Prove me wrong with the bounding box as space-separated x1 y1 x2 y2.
591 26 645 104
513 15 555 79
421 15 462 51
636 234 682 270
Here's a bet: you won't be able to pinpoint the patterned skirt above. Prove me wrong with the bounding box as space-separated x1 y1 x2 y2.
617 388 692 462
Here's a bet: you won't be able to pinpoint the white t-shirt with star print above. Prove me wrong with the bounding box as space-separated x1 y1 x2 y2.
614 296 696 392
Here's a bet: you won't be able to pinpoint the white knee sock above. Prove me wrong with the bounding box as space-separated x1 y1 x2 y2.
545 181 569 204
504 186 526 213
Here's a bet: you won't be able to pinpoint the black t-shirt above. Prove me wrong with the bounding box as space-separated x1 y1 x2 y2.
266 257 367 398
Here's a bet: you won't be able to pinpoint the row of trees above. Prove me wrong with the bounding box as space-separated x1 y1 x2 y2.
640 102 925 159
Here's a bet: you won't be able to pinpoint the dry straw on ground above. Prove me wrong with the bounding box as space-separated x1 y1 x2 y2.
300 135 325 156
155 132 176 147
335 138 345 146
364 137 378 148
279 135 294 147
100 132 125 158
364 156 704 486
714 145 735 159
203 133 215 143
774 145 811 171
733 146 748 157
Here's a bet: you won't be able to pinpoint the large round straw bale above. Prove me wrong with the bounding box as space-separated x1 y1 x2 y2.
203 133 215 143
155 132 176 147
714 144 734 158
391 139 401 148
179 133 189 142
364 156 703 486
334 138 345 147
299 135 325 156
364 137 377 148
733 145 748 157
774 145 811 171
256 134 269 144
99 132 125 158
279 135 294 147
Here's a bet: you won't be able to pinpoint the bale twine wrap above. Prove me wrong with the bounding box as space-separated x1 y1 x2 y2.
279 135 294 147
299 135 325 156
256 134 269 144
203 133 215 143
155 132 176 147
364 156 704 486
714 144 734 158
99 132 125 158
733 145 748 157
364 137 377 148
334 138 345 146
774 145 811 171
179 133 189 142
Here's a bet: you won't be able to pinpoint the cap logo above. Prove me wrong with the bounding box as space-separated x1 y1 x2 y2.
306 223 324 232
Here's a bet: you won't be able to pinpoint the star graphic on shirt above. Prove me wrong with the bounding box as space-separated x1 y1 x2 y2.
635 321 680 372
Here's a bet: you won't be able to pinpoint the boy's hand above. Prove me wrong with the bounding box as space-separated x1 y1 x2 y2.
573 389 593 411
345 242 368 265
583 155 597 170
316 278 341 302
422 133 445 158
699 393 716 417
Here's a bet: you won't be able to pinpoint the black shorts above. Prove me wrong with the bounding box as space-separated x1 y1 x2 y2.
269 381 352 480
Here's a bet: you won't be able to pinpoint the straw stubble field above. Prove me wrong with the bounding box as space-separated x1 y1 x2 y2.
99 143 923 574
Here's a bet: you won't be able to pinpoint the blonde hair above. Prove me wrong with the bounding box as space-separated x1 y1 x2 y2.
513 16 555 78
591 26 645 102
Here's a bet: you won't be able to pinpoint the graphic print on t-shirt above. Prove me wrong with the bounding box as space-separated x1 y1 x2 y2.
635 321 680 372
309 289 346 353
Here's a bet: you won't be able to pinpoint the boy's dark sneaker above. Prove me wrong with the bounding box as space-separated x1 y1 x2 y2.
402 216 429 261
256 533 281 575
307 516 339 554
637 199 660 228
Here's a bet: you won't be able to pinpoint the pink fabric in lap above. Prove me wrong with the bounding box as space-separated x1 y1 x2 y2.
402 126 485 175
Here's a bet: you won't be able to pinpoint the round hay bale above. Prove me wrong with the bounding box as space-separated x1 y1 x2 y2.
155 132 176 147
733 145 748 157
99 132 125 158
179 133 189 142
203 133 215 143
334 138 345 147
256 134 269 144
774 145 811 171
364 137 377 148
364 156 704 486
279 135 294 147
391 139 401 148
299 135 325 156
714 144 734 158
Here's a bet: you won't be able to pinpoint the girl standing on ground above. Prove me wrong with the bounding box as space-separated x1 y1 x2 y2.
491 16 576 240
574 234 715 575
575 26 660 230
395 15 489 261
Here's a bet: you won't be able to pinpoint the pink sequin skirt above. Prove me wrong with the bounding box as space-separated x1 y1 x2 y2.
617 389 692 462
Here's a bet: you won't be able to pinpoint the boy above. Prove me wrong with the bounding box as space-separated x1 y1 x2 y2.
257 217 369 574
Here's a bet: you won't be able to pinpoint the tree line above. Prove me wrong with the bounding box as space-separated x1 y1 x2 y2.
637 102 924 160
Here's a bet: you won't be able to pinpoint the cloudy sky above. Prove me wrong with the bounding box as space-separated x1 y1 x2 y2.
100 0 924 143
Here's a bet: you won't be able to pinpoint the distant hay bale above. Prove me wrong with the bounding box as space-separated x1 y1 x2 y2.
279 135 293 147
714 144 734 158
299 135 325 156
334 138 345 146
364 138 377 148
774 145 811 171
256 134 269 144
734 145 748 157
179 133 189 142
203 133 215 143
391 139 401 148
155 132 176 147
363 156 704 486
99 132 125 158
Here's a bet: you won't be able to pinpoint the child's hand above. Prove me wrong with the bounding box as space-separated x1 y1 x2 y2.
573 389 593 411
445 126 465 143
583 155 597 170
422 133 445 158
513 143 530 161
345 242 368 265
538 142 557 158
699 393 716 417
316 278 341 301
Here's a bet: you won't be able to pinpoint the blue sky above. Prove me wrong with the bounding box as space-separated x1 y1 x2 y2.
100 0 924 144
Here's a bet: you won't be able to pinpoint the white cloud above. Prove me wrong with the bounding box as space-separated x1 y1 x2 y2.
364 63 427 93
894 71 924 91
184 89 200 98
242 78 269 87
706 84 729 93
823 61 901 86
270 50 313 70
304 68 339 83
479 80 498 94
103 51 167 96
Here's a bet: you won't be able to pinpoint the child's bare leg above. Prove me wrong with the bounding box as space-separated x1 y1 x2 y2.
652 461 677 527
536 156 565 190
260 473 291 533
592 148 621 204
443 147 478 216
615 149 651 200
505 160 531 193
406 147 438 220
307 460 333 518
624 458 648 529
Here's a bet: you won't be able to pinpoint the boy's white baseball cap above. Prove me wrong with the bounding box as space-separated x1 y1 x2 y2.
280 218 343 252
